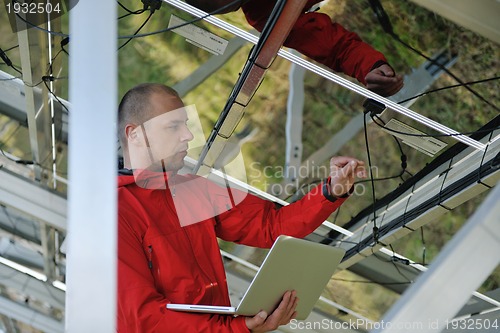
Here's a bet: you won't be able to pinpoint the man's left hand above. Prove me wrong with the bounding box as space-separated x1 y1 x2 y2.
365 64 403 97
329 157 367 198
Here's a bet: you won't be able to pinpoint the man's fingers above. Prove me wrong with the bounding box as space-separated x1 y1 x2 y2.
281 293 298 325
330 156 360 169
284 291 296 312
245 290 300 331
339 159 364 173
331 158 365 180
365 68 404 97
245 311 268 330
377 64 395 77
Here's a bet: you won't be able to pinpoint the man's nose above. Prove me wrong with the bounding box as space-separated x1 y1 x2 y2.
181 126 194 142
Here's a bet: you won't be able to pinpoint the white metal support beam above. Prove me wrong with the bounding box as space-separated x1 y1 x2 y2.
173 36 247 97
0 70 69 143
0 262 64 311
66 0 117 332
0 295 63 333
281 50 305 192
372 183 500 333
40 223 57 281
0 168 66 231
15 15 45 181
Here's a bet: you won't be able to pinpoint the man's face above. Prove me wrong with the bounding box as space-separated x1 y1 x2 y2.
130 92 194 172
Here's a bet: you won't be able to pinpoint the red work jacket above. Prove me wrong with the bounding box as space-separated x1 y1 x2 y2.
117 172 346 332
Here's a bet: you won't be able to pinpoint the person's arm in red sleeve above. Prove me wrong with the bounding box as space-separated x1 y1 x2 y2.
214 157 366 248
116 214 250 333
241 0 403 96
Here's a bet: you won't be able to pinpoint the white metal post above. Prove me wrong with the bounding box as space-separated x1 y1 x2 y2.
66 0 117 332
372 184 500 333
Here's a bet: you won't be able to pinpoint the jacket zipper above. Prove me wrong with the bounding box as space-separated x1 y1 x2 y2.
162 188 217 303
147 245 153 269
182 226 216 304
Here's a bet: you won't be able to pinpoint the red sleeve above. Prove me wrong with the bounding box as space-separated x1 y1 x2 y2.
242 0 387 85
214 182 346 248
117 213 250 333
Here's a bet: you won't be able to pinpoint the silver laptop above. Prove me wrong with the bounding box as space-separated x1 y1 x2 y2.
167 235 345 320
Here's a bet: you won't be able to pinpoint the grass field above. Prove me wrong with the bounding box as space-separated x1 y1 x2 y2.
0 0 499 326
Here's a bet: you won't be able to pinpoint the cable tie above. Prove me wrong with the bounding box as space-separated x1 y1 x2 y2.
42 75 55 82
141 0 162 13
401 155 407 169
392 256 410 265
372 226 379 243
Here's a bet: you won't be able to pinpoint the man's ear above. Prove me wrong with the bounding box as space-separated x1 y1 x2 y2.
125 124 142 146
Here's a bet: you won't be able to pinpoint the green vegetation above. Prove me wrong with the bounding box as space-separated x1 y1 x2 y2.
0 0 498 324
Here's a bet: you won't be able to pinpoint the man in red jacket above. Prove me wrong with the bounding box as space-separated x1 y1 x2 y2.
117 83 367 332
186 0 403 97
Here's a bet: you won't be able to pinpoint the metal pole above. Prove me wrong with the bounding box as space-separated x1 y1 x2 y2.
66 0 117 331
372 185 500 333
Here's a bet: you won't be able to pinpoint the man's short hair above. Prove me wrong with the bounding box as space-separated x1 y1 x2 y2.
118 83 179 148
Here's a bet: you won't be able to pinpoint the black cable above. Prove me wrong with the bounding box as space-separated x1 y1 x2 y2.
24 80 44 88
339 112 499 257
10 0 242 45
13 10 69 38
117 0 147 20
118 11 154 51
117 0 146 14
117 0 246 39
368 0 500 113
118 12 135 20
0 47 23 75
0 155 37 166
47 48 64 75
354 171 404 184
393 35 500 113
60 37 70 56
388 244 413 282
3 45 19 53
397 76 500 106
371 113 409 182
0 124 40 166
363 112 379 245
42 77 69 113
